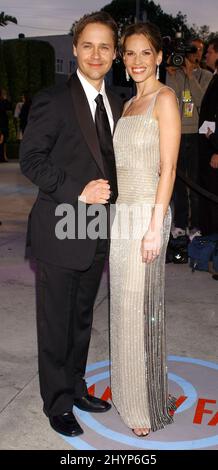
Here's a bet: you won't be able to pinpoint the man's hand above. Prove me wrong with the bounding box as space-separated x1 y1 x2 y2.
166 55 177 76
210 154 218 169
166 65 177 76
182 58 196 78
206 127 213 138
79 179 111 204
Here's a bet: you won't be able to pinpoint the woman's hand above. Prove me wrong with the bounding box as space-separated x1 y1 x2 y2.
141 228 162 264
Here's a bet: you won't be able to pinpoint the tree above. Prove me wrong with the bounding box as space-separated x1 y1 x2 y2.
189 24 218 43
0 39 8 89
69 1 217 87
3 39 55 103
70 1 192 40
101 0 191 38
0 12 17 94
0 11 17 27
101 0 193 86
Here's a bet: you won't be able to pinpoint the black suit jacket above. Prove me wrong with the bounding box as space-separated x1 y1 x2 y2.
20 73 123 269
199 74 218 164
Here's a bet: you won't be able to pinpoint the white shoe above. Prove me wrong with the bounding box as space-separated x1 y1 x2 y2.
171 227 186 239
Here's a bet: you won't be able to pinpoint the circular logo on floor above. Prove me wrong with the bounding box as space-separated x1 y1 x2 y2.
62 356 218 450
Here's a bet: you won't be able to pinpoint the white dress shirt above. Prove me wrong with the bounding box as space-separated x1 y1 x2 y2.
77 69 114 133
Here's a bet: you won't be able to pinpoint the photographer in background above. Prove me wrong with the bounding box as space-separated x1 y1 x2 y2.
198 42 218 236
166 38 212 239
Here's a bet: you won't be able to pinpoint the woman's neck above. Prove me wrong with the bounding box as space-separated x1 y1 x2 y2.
135 77 160 100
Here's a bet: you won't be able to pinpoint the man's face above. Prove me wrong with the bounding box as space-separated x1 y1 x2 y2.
187 40 204 66
73 22 116 87
123 34 162 84
206 44 218 71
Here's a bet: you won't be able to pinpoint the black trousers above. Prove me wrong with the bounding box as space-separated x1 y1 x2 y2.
36 238 108 417
173 133 199 230
199 165 218 235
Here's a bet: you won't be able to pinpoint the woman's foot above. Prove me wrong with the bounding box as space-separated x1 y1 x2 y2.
132 427 150 437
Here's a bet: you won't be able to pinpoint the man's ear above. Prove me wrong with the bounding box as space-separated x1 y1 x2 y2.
73 45 77 57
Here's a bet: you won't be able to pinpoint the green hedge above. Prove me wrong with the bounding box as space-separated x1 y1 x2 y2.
2 38 55 103
7 141 20 160
0 39 8 90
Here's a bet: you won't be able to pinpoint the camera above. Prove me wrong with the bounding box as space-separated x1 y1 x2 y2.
163 31 197 67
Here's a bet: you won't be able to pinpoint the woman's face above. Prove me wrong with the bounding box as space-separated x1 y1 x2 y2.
123 33 162 83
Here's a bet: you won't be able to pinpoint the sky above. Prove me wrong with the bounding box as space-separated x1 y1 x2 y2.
0 0 217 40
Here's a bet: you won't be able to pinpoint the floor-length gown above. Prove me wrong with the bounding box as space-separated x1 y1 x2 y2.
110 89 176 431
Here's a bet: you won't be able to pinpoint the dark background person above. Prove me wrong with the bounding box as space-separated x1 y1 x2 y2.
19 93 32 137
166 39 212 239
19 12 122 438
0 129 5 162
198 38 218 235
14 95 25 140
0 89 11 161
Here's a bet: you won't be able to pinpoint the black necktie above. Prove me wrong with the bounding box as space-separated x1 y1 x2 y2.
95 94 118 203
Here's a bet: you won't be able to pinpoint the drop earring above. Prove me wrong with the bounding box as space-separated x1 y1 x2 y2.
125 69 130 82
156 64 160 80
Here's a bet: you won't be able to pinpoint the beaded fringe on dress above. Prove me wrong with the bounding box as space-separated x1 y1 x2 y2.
143 212 175 431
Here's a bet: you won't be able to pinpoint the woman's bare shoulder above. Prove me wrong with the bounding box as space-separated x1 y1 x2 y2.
158 85 177 99
154 86 180 121
156 86 178 108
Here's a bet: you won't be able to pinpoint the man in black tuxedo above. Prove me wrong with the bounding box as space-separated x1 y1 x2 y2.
20 12 123 437
199 38 218 235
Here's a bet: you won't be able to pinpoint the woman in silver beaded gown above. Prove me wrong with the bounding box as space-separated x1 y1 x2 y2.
110 23 181 437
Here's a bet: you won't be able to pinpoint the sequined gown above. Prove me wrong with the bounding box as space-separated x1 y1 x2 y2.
110 89 175 431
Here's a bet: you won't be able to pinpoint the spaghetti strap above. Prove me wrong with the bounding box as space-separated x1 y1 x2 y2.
122 97 134 116
146 85 176 120
122 86 177 120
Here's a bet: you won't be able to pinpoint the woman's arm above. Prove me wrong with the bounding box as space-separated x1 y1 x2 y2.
154 88 181 220
141 88 181 263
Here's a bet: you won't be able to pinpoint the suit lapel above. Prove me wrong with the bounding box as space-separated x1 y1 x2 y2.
68 73 106 176
203 74 217 101
200 74 218 123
